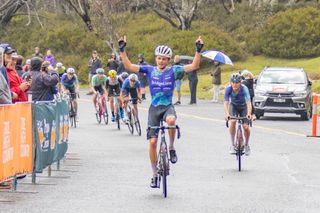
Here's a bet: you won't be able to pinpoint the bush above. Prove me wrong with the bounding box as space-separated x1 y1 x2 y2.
260 7 320 58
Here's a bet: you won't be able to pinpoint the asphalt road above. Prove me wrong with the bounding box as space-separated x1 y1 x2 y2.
1 91 320 213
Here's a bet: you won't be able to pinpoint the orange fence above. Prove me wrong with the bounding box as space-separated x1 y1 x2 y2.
0 103 33 182
309 93 320 137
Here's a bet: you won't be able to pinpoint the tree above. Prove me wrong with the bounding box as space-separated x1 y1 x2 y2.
142 0 205 30
0 0 26 26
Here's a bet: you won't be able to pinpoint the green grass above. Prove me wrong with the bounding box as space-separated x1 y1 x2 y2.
181 55 320 100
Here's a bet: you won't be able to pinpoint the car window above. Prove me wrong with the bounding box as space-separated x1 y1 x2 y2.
259 70 306 84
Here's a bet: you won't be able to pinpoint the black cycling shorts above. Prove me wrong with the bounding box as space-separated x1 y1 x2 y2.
147 105 177 140
108 85 120 97
229 104 249 124
66 86 76 100
94 85 104 95
124 88 138 104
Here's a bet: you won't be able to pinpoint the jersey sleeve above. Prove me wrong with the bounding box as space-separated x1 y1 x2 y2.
224 86 232 102
74 75 79 84
121 80 128 91
243 85 251 103
61 74 66 85
139 65 153 74
136 81 141 88
91 75 96 86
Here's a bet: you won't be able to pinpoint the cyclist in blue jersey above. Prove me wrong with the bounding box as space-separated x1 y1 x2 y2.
224 73 252 156
118 35 204 188
61 67 79 116
120 73 141 122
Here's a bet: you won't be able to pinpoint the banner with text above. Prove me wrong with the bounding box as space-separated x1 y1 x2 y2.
33 100 69 173
0 103 33 182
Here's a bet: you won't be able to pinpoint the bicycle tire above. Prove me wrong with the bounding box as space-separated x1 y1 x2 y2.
73 115 77 128
103 100 108 125
238 147 241 172
116 114 120 130
127 108 134 134
162 154 168 198
135 118 141 136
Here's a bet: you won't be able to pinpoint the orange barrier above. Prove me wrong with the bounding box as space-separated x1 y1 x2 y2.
0 103 33 182
312 94 318 137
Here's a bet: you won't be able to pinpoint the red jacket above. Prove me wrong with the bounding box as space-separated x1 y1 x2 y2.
6 67 28 103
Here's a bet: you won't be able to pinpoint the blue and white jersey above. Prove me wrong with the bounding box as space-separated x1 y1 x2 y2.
139 65 184 106
121 78 140 92
224 84 250 106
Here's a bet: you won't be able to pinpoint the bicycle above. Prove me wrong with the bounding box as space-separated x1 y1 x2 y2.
95 92 108 125
226 116 252 171
68 93 77 128
112 89 121 130
148 121 181 198
126 98 141 136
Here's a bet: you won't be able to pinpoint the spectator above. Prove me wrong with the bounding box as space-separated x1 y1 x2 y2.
29 60 59 101
106 53 119 71
137 53 148 100
117 58 126 75
188 66 198 105
87 50 102 95
0 47 11 104
0 71 11 104
44 49 55 66
0 44 11 85
241 70 255 117
23 59 31 72
14 54 24 77
211 61 221 103
6 49 30 103
173 55 184 105
32 46 43 58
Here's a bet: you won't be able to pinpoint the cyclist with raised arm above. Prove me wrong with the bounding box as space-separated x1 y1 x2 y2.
106 69 124 122
61 67 79 117
120 73 141 122
224 73 252 156
118 35 204 188
92 68 107 110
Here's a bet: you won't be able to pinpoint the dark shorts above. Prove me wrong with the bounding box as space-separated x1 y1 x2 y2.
229 104 249 124
94 85 104 95
66 86 76 100
108 85 120 97
124 88 138 104
147 105 177 139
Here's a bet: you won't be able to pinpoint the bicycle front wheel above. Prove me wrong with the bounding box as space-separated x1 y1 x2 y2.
134 117 141 136
162 154 168 198
127 110 134 134
103 103 108 125
116 114 120 130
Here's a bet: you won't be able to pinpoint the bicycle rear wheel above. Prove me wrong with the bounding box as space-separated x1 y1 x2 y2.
73 114 77 128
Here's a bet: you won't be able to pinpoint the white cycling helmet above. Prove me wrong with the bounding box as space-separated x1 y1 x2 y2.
128 73 138 81
67 67 75 74
155 45 172 58
56 62 63 68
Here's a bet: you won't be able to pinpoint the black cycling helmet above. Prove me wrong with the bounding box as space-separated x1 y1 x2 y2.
230 73 242 83
120 72 129 80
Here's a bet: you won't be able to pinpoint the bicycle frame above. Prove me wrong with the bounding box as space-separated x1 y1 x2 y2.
148 121 181 198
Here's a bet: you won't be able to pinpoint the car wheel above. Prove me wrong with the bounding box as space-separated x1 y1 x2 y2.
301 111 310 121
255 113 263 120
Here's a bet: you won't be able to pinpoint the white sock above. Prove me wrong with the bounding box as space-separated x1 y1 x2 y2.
230 134 235 146
151 163 157 177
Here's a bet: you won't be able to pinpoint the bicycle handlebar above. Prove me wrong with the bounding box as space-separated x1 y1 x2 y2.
226 116 252 128
148 125 181 139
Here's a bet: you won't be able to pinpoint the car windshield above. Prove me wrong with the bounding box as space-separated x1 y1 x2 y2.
259 70 306 84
